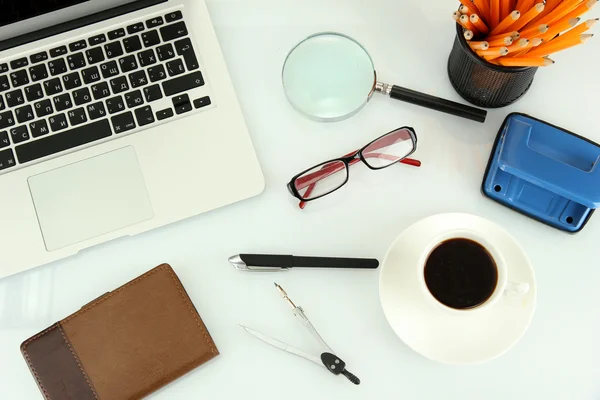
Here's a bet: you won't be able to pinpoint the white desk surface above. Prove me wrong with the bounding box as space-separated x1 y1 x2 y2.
2 0 600 399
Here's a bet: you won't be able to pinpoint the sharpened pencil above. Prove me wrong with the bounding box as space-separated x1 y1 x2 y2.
507 3 545 33
471 14 490 35
490 10 521 36
526 33 593 57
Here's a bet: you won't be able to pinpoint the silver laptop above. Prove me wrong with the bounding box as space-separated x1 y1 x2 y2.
0 0 264 279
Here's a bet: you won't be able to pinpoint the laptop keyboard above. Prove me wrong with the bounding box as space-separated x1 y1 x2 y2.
0 10 212 173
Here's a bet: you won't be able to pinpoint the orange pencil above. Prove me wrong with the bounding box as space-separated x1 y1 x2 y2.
560 0 599 23
464 30 475 41
490 10 521 35
542 17 580 41
526 33 593 57
486 31 518 42
459 0 481 15
529 0 563 26
473 0 491 21
491 0 502 28
519 24 549 38
513 37 544 55
453 11 462 21
460 14 479 33
460 5 471 14
488 36 514 46
501 0 512 20
558 19 598 40
516 0 535 13
506 38 530 53
469 41 490 50
470 14 490 35
506 3 545 32
497 57 554 66
477 46 509 60
532 0 582 27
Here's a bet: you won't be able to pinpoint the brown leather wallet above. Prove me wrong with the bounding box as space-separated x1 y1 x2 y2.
21 264 219 399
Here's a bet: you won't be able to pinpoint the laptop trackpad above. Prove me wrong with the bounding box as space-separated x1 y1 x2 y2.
28 147 154 251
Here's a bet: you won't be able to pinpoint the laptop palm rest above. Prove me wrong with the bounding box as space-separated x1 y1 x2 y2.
28 147 154 251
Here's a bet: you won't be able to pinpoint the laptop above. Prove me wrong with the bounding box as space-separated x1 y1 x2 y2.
0 0 264 279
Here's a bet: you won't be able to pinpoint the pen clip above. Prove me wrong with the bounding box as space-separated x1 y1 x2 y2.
245 266 289 272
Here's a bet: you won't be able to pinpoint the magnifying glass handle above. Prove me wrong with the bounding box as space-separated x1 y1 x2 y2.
377 83 487 123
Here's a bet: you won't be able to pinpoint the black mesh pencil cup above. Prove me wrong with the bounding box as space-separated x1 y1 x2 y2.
447 23 538 108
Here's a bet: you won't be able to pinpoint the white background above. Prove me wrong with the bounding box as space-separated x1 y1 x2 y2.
2 0 600 399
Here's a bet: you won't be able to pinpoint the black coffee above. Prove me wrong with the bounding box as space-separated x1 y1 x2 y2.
424 238 498 309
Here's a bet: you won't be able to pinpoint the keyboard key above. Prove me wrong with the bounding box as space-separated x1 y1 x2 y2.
174 38 199 71
0 131 9 147
142 30 161 47
44 78 63 95
162 71 204 96
0 95 4 110
143 84 162 102
0 63 8 73
110 76 129 94
193 96 211 109
87 102 107 120
166 59 185 76
134 105 154 126
15 105 34 123
129 70 148 88
119 55 138 73
6 90 24 107
10 125 29 144
160 21 188 42
53 93 73 112
29 120 50 138
10 58 28 70
25 84 44 102
125 90 144 108
127 22 145 35
111 111 136 134
30 51 48 64
85 47 105 64
0 111 15 129
50 46 68 57
10 70 29 87
138 49 156 67
106 96 126 114
0 76 9 92
34 99 53 118
173 93 192 114
68 107 87 126
148 64 167 82
91 82 111 100
157 108 174 120
100 61 120 79
29 64 48 82
165 10 183 23
146 16 164 28
73 87 92 105
108 28 126 40
156 43 175 61
104 42 124 59
48 113 69 132
67 53 86 70
48 58 67 76
123 36 142 53
81 66 101 84
69 40 87 52
0 148 16 170
16 119 112 163
88 34 106 46
62 72 81 90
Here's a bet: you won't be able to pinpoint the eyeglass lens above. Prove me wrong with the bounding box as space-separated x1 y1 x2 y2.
294 160 348 200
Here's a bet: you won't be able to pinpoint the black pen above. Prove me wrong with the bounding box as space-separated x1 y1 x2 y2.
228 254 379 272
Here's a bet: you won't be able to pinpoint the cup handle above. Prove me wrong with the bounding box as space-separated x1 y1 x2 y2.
503 281 530 297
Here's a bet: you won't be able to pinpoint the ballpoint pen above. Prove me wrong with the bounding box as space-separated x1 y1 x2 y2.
228 254 379 272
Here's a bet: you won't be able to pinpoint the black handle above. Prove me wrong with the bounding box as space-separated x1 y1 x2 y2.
342 370 361 385
390 85 487 123
293 256 379 269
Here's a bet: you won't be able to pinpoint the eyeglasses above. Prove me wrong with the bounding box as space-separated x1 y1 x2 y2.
287 127 421 209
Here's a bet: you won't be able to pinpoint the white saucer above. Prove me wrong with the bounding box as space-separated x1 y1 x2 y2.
379 213 537 365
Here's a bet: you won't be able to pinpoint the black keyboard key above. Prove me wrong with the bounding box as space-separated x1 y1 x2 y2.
0 131 9 147
193 96 211 109
50 46 68 57
69 40 87 52
134 105 154 126
119 55 138 73
0 95 4 110
6 90 24 107
142 30 161 47
147 65 167 82
67 53 86 70
17 119 112 163
29 120 49 138
62 72 81 90
156 43 175 61
34 99 53 118
53 93 73 112
106 96 126 114
143 84 162 102
162 71 204 96
138 49 156 67
48 58 67 76
91 82 111 100
0 111 15 129
10 70 29 87
129 70 148 88
30 52 48 64
0 63 8 73
15 105 34 123
0 148 16 170
173 93 192 114
127 22 145 34
123 36 143 53
110 76 129 94
111 111 136 134
73 87 92 105
82 66 101 84
146 16 164 28
100 61 119 79
44 78 63 95
125 90 144 108
0 76 9 92
166 59 185 77
10 58 28 70
87 102 107 120
165 11 183 23
67 107 87 126
85 47 105 64
48 113 69 132
104 42 124 59
10 125 29 144
29 64 48 82
25 84 44 102
88 34 106 46
174 38 199 71
160 21 188 42
108 28 126 40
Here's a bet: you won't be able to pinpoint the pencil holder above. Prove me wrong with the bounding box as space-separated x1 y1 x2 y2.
447 24 538 108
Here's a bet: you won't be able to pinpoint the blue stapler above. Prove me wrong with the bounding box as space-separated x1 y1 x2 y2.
483 113 600 233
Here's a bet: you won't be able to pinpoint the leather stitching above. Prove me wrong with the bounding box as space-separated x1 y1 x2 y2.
58 324 100 399
21 324 57 400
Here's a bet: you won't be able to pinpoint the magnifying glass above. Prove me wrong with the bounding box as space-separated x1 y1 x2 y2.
282 32 487 123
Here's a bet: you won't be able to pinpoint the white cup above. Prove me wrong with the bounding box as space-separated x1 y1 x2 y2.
418 229 529 313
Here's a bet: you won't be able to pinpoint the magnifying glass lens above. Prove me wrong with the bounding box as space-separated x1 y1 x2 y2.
282 33 376 122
